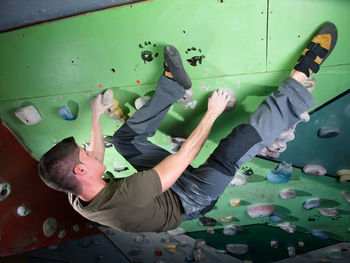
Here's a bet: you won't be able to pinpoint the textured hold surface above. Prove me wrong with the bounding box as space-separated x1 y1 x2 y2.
303 198 321 210
319 208 338 217
280 189 296 199
269 213 285 223
303 164 327 176
229 172 247 186
247 204 275 218
223 225 237 235
309 230 329 239
277 223 296 234
267 161 292 183
226 244 249 255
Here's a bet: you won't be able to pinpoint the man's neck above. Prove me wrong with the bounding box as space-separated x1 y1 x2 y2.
78 179 107 202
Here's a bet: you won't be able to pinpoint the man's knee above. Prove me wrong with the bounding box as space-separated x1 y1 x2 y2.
112 124 142 159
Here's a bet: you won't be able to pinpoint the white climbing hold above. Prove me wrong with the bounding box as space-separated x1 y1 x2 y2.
247 204 275 218
135 96 151 110
15 105 42 125
341 191 350 203
177 90 194 103
280 189 296 199
277 222 296 233
229 172 247 186
319 208 338 217
303 165 327 175
17 205 31 217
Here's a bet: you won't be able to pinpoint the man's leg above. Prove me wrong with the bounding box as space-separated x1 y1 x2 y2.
171 23 338 218
113 45 191 171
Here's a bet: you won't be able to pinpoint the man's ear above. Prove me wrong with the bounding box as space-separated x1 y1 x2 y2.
73 164 87 175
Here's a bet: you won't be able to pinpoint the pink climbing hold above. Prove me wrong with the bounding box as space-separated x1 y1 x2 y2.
247 204 275 218
303 165 327 175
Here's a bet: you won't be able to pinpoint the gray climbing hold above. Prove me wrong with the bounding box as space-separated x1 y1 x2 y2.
210 88 238 112
319 208 338 217
223 225 237 235
199 217 217 226
303 198 321 210
303 164 327 175
135 96 151 110
318 127 341 138
247 204 275 218
277 222 296 233
226 244 249 255
177 90 194 103
280 189 296 199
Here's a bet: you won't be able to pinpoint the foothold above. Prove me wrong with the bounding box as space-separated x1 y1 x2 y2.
186 55 205 66
341 191 350 203
15 105 42 125
206 229 215 234
277 222 296 233
247 204 275 218
269 213 285 223
230 199 241 207
17 205 31 217
0 182 11 201
193 239 206 261
72 224 80 232
226 244 249 255
165 244 177 254
177 90 194 103
135 96 151 110
220 216 234 223
58 229 66 239
114 167 129 172
298 241 305 247
326 248 346 259
303 198 321 210
223 224 237 235
280 189 296 199
170 137 186 152
242 166 254 176
199 217 217 226
288 247 296 257
318 127 341 138
337 170 350 183
271 240 278 248
309 229 328 239
267 161 292 183
303 165 327 176
43 217 58 237
141 50 153 63
134 234 146 243
319 208 338 217
209 88 237 112
303 77 316 92
229 172 247 186
167 227 186 236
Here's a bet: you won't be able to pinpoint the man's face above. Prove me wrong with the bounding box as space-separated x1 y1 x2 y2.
78 147 106 176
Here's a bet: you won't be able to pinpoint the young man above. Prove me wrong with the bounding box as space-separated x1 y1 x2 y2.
39 23 337 232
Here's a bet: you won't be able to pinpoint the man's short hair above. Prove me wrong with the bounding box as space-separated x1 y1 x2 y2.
38 137 82 195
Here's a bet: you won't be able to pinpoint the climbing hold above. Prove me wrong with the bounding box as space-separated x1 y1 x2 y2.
318 127 341 138
165 244 177 254
303 198 321 210
134 234 146 243
0 182 11 201
288 247 296 257
102 89 114 107
226 244 249 255
229 172 247 186
337 169 350 183
17 205 31 216
199 217 217 226
58 229 66 239
167 227 186 236
223 224 237 235
230 199 241 207
192 239 206 261
269 213 285 223
280 189 296 199
72 224 80 232
270 240 278 248
135 96 151 110
43 217 58 237
299 112 311 122
298 241 305 247
15 105 42 125
220 216 234 223
154 249 162 256
303 77 316 92
247 204 275 218
309 229 328 239
170 137 186 152
58 106 75 120
341 191 350 203
267 161 292 183
277 222 296 233
326 248 346 259
319 208 338 217
303 165 327 176
177 90 194 103
215 88 238 112
206 229 215 234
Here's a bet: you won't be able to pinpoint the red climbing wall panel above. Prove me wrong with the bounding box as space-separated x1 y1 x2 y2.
0 121 99 256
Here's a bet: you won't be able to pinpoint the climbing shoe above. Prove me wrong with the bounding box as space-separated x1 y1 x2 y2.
294 22 338 77
164 45 192 89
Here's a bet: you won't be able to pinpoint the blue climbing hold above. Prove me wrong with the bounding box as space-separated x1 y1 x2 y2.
303 198 321 210
269 213 285 223
58 105 76 120
267 161 292 183
309 229 328 239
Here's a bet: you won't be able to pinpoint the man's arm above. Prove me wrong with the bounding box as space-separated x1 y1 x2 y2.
154 90 230 192
89 94 114 163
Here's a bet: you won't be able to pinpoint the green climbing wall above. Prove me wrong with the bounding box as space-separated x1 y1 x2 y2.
0 0 350 259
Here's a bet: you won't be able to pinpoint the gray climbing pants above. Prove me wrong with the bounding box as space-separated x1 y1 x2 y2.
113 75 314 219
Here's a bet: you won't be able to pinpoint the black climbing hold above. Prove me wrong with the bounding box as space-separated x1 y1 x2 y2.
139 44 143 48
199 217 217 226
141 51 153 63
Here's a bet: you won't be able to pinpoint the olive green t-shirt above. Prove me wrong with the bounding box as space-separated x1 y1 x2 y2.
68 169 183 232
